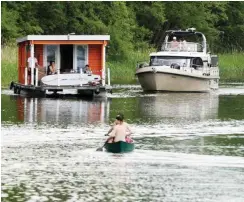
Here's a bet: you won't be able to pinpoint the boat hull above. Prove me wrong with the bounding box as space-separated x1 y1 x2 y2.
136 70 219 92
104 141 135 153
9 81 112 98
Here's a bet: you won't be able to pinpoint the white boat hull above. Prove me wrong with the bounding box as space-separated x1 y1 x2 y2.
136 68 219 92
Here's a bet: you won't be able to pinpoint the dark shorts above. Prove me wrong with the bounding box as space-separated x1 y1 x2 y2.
28 68 36 76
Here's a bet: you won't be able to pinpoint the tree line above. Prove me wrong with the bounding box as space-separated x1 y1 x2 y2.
2 1 244 60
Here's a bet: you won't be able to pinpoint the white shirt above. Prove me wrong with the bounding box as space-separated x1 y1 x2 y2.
27 57 38 68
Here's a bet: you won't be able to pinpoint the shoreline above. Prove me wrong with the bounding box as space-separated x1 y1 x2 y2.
1 46 244 87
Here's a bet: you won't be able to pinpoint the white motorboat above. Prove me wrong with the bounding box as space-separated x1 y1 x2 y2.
135 28 219 92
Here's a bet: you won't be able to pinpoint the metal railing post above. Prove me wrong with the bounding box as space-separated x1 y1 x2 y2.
57 68 60 86
80 68 83 86
107 67 111 86
25 67 28 85
30 44 34 85
35 68 38 86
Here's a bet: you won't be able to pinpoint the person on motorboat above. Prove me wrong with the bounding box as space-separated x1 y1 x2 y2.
179 37 187 51
170 36 179 50
106 113 133 143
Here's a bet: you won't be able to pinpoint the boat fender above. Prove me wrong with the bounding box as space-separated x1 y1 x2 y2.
152 67 157 73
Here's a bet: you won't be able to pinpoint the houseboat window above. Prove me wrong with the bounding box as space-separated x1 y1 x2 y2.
46 45 58 65
77 45 87 73
150 56 189 67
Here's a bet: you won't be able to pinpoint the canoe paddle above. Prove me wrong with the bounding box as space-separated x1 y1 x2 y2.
96 133 110 151
96 141 106 151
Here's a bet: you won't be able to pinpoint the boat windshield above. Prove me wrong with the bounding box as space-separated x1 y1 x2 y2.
150 56 188 67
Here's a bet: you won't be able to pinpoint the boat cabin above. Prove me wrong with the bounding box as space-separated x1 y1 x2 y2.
161 28 207 53
16 35 110 86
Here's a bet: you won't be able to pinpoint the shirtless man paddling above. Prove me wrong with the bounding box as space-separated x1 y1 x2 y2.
107 114 132 143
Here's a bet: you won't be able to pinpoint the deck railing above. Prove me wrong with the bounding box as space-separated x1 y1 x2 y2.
24 68 110 87
161 42 203 52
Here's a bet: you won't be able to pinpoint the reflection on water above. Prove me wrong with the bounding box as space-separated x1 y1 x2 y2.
1 87 244 202
2 95 111 126
139 93 218 121
135 134 244 157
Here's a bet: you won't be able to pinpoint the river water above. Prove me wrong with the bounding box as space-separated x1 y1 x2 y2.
1 84 244 202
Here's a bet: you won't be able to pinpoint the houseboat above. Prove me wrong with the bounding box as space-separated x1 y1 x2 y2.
10 34 112 97
135 28 219 92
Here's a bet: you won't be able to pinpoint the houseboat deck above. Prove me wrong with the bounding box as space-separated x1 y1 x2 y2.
10 82 112 97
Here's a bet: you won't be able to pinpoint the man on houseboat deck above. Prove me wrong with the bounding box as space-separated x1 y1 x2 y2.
106 113 133 143
27 53 40 70
27 53 41 84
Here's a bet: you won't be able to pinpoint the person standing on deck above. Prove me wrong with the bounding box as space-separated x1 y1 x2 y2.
27 53 40 84
106 114 133 143
27 53 39 72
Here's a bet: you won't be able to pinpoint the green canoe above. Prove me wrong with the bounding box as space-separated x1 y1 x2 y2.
104 141 135 153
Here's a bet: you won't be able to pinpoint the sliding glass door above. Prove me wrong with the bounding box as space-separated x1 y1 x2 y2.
73 45 88 73
44 45 60 73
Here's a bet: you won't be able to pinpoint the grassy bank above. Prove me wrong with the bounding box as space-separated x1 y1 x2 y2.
218 52 244 82
1 45 18 87
108 49 154 84
1 46 244 87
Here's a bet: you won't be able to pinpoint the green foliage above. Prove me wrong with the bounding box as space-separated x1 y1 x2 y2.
2 1 244 54
1 1 244 86
1 4 19 45
217 1 244 52
106 2 135 60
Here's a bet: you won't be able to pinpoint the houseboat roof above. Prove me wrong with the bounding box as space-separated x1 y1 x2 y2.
16 35 110 43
